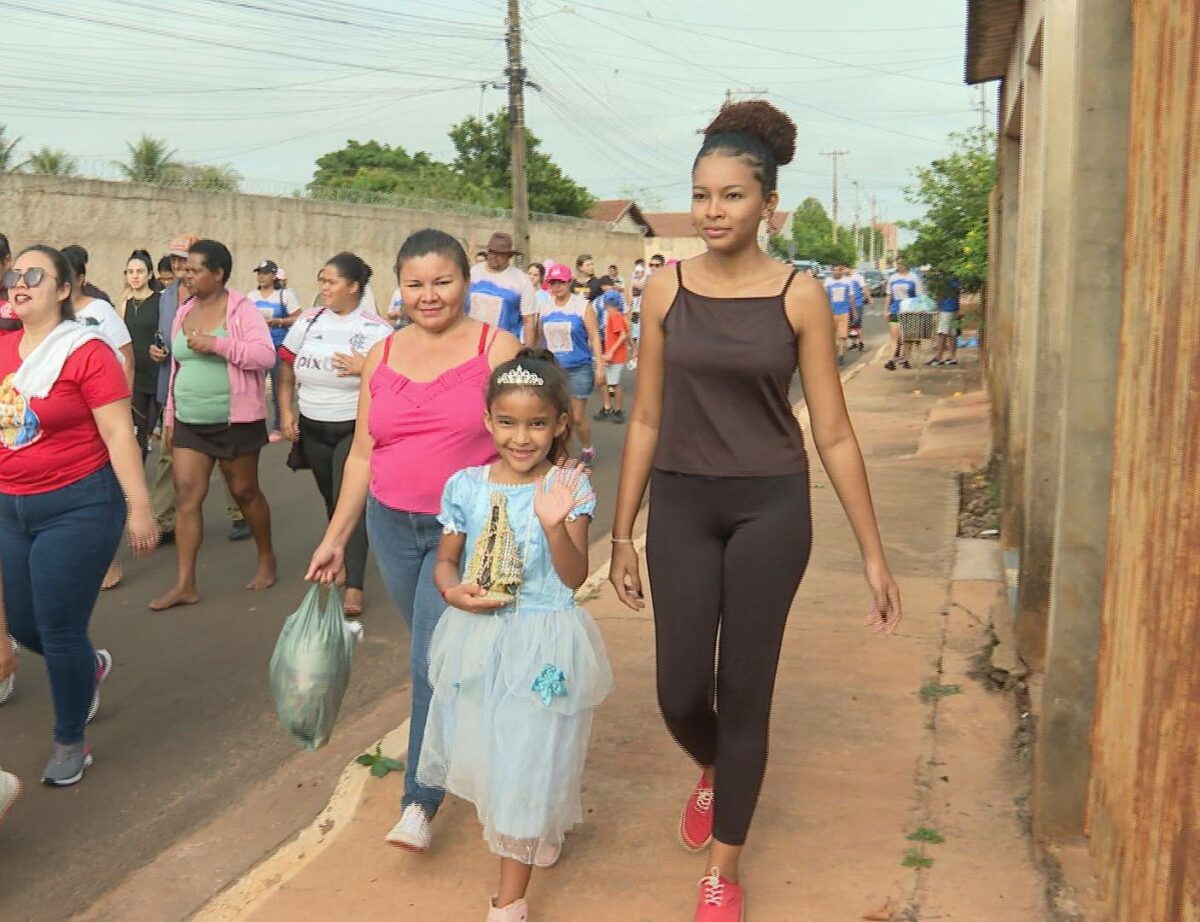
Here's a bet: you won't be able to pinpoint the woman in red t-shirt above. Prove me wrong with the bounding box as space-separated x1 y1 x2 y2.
0 245 158 787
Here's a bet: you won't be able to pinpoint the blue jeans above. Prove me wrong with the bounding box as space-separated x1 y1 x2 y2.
0 466 125 744
366 495 446 817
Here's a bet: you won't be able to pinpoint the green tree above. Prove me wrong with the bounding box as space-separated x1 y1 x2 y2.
449 110 596 217
902 127 996 293
0 124 22 173
179 163 241 192
308 139 480 205
789 197 856 265
117 135 181 184
24 147 78 177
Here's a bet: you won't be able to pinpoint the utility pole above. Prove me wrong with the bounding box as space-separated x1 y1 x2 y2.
974 85 990 134
869 195 879 265
724 86 770 108
820 150 849 244
506 0 530 260
851 179 863 263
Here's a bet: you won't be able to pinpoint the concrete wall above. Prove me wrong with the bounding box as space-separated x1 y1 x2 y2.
0 175 645 307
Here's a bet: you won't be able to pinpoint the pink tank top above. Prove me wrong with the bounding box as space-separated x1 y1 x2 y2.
368 325 498 514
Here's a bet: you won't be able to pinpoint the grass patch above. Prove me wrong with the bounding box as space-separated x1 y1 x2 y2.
907 826 946 844
902 847 934 869
920 681 964 701
356 744 405 779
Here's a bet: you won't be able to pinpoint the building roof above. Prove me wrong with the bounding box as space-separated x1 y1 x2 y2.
588 199 654 235
965 0 1022 84
644 211 791 238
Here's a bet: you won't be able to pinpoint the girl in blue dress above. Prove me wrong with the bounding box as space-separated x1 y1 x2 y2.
422 348 613 922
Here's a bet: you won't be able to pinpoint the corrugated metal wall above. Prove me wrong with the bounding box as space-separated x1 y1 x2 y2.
1088 1 1200 919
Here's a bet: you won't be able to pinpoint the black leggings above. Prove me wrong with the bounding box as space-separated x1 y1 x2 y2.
646 469 812 846
131 390 160 460
300 415 369 590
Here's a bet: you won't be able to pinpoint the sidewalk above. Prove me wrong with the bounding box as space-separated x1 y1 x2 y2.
193 346 1050 922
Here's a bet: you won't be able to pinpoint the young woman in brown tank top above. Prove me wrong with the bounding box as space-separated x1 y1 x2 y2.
608 100 902 922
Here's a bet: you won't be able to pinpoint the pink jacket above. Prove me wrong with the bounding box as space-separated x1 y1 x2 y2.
165 288 277 426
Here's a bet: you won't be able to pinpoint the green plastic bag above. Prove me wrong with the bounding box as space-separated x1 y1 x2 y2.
269 584 359 751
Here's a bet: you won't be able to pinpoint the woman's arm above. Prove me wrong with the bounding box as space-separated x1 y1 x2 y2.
305 339 383 582
583 304 605 384
789 276 902 632
119 343 134 391
93 400 159 552
277 360 299 441
209 296 277 370
607 269 676 609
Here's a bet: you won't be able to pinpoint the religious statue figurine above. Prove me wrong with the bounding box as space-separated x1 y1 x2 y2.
462 491 523 604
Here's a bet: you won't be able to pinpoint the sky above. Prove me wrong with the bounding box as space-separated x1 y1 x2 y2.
1 0 987 231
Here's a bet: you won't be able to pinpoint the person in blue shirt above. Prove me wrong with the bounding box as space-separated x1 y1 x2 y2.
928 276 961 366
467 232 538 343
884 259 924 370
823 266 855 364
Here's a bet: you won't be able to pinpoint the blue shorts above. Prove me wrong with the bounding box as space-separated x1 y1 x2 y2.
564 362 595 400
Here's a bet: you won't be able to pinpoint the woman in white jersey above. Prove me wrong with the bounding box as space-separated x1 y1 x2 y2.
277 253 391 616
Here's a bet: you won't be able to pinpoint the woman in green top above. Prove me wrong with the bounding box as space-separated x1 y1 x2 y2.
122 250 163 460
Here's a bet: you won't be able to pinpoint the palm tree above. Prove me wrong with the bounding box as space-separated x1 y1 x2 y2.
117 135 180 184
24 146 78 177
0 124 22 173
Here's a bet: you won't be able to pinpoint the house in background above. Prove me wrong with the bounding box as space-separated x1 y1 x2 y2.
587 199 655 238
641 210 791 261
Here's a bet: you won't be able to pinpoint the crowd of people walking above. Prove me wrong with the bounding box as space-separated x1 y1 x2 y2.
0 98 910 922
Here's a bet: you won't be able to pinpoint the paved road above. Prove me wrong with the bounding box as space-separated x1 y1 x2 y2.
0 310 885 921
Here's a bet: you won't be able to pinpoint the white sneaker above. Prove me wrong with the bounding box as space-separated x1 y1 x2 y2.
0 770 22 829
0 637 16 706
385 804 431 851
486 897 529 922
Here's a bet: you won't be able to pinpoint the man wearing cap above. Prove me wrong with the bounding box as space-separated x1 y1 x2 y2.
467 231 538 343
148 234 249 541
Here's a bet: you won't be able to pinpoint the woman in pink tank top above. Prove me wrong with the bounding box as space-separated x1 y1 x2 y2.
307 230 520 846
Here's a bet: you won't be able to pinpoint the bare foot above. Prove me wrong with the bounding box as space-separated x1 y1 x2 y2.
344 588 364 618
247 557 277 591
102 562 123 591
149 586 200 611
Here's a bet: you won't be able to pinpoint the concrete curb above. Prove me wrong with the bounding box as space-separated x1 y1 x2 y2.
191 720 411 922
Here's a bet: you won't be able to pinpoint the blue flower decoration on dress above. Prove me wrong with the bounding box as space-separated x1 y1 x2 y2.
532 664 567 707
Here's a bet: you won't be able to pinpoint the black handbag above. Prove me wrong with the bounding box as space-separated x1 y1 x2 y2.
283 308 326 472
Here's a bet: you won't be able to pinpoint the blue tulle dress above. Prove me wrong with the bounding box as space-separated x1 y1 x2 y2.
417 465 613 864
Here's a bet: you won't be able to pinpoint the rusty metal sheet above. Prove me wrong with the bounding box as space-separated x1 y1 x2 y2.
1089 1 1200 920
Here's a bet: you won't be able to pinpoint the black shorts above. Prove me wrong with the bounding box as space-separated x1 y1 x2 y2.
173 420 268 459
888 314 900 323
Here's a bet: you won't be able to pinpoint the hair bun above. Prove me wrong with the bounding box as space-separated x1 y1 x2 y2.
704 100 796 167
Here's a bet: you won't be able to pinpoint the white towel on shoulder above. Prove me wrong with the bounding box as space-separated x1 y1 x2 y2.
12 320 123 400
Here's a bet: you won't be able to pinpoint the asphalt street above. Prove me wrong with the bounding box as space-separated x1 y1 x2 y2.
0 308 886 921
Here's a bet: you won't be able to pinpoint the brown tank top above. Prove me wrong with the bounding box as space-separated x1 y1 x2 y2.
654 263 807 477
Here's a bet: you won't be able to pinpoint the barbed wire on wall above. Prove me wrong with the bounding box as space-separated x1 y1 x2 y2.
0 159 612 231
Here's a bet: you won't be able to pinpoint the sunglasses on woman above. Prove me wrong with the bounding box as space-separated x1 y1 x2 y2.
2 268 57 289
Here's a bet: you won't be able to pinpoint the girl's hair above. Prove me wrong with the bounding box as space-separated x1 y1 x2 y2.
19 245 76 321
695 100 797 197
0 233 11 263
157 254 173 274
486 348 574 465
325 251 373 297
190 238 233 285
527 261 546 285
61 243 89 280
128 249 154 276
394 229 470 280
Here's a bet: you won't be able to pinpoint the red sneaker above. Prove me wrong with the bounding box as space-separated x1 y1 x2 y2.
678 772 715 852
694 867 744 921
